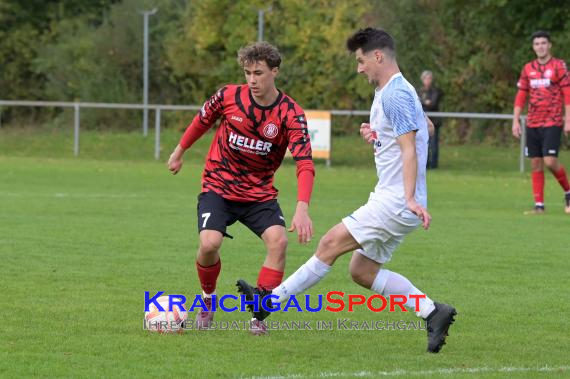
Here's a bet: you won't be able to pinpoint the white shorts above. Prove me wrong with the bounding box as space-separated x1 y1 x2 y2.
342 199 421 264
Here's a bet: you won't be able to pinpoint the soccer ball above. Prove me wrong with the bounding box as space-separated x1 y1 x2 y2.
144 296 188 334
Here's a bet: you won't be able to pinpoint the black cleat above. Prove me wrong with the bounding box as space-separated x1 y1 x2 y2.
236 279 273 321
565 193 570 214
524 204 545 215
425 302 457 353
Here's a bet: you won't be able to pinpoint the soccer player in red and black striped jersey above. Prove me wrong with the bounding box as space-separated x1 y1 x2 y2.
512 31 570 214
167 42 315 331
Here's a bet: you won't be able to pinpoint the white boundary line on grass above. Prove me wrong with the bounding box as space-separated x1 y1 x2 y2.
242 365 570 379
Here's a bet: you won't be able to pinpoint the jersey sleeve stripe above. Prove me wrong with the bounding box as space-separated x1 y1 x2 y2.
382 86 418 137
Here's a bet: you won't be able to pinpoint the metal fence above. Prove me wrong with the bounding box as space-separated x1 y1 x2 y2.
0 100 527 172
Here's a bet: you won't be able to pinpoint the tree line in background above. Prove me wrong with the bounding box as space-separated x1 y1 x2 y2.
1 0 569 143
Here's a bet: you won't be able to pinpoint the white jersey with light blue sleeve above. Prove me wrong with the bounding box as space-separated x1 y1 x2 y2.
368 72 428 212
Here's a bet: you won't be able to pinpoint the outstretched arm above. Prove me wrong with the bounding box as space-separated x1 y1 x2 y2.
383 88 430 229
287 110 315 244
167 87 226 174
397 132 431 230
168 119 211 174
288 160 315 244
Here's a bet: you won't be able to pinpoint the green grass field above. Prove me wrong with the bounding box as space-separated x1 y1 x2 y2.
1 129 570 378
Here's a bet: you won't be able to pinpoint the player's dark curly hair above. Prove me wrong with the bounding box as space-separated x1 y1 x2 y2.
346 27 395 56
531 30 550 42
237 42 281 69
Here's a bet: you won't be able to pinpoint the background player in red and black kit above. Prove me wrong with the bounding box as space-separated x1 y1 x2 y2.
167 42 315 331
512 31 570 214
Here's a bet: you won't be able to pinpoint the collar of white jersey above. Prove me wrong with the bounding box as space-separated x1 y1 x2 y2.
375 72 403 93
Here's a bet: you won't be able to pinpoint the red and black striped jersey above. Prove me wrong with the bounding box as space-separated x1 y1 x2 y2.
517 58 570 128
182 84 313 202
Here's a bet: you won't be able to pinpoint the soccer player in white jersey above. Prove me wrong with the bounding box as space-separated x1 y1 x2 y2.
237 28 456 353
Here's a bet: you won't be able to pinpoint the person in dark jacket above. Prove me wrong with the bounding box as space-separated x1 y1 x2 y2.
417 70 443 169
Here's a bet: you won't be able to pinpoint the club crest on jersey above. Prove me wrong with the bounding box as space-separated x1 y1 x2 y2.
544 69 552 78
263 123 279 139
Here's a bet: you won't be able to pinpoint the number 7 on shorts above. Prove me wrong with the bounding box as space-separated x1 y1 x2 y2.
201 212 211 228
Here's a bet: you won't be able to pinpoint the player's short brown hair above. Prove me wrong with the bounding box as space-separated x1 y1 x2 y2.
531 30 550 42
346 27 395 56
237 42 281 69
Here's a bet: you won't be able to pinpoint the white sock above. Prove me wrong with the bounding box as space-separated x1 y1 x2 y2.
272 255 331 304
203 290 215 298
371 269 435 318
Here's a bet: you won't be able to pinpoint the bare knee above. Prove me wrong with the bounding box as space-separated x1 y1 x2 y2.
317 233 334 253
350 265 370 288
199 236 222 255
316 233 341 262
261 227 288 270
271 234 288 253
349 260 380 289
267 235 288 260
349 253 381 289
531 158 543 172
315 223 359 265
544 157 559 172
